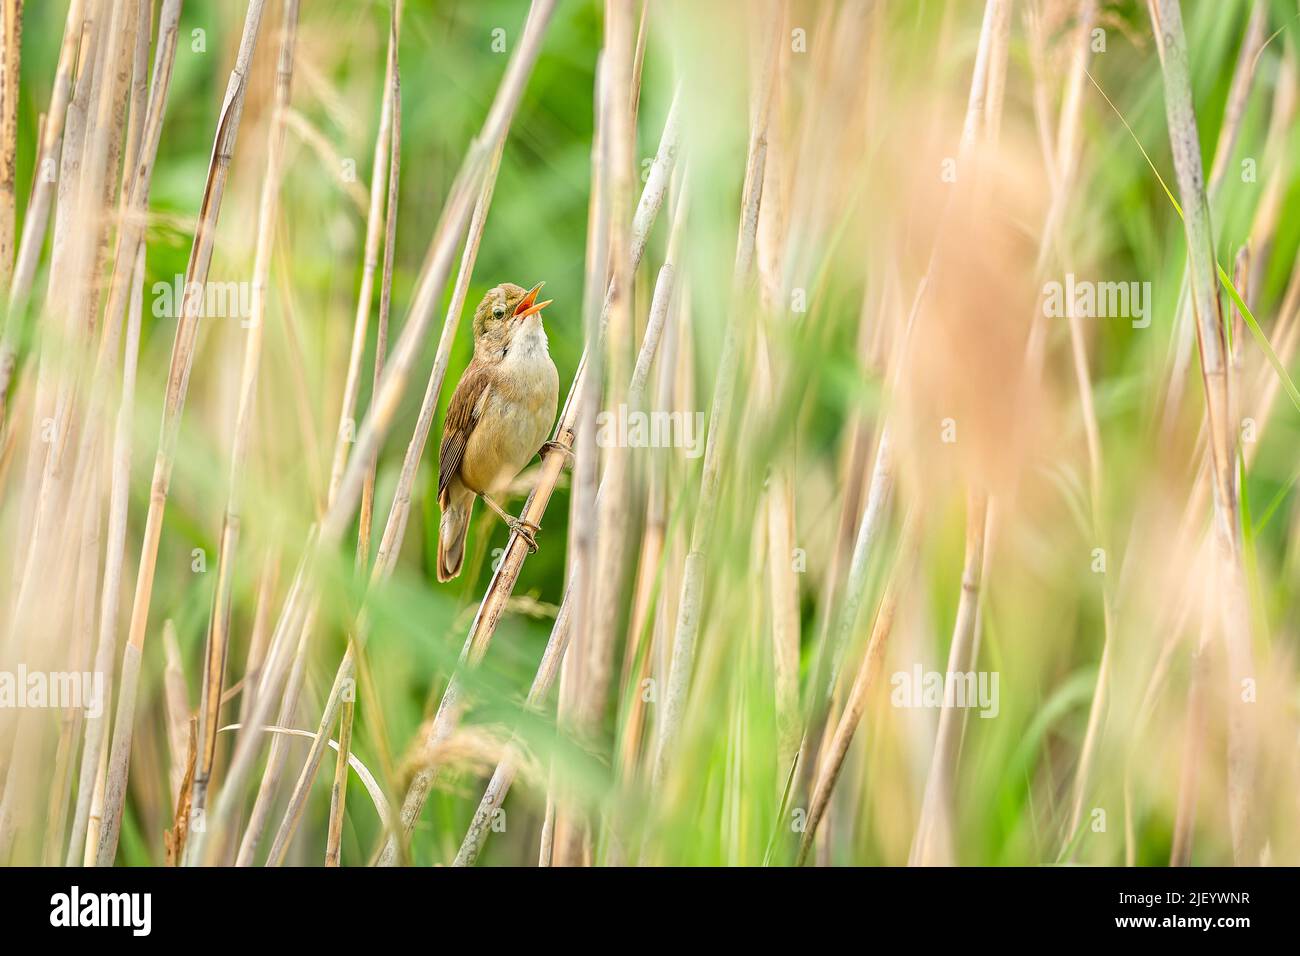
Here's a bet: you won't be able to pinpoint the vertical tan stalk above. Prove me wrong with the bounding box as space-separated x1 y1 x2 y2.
798 514 917 864
903 0 1010 869
96 0 271 867
580 0 635 741
43 499 100 864
162 621 190 807
0 0 20 286
751 27 798 779
9 0 130 637
909 495 990 866
1147 0 1259 865
546 56 608 865
66 1 184 866
653 6 780 784
185 0 300 862
329 1 403 868
233 2 403 867
327 3 400 505
1160 0 1267 433
0 0 80 432
1022 0 1117 853
553 0 639 867
617 218 685 781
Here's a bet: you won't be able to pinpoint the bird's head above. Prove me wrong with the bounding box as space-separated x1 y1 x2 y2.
472 282 552 356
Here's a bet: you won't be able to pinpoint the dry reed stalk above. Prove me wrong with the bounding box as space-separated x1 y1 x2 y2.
551 0 640 867
8 0 97 519
184 0 301 862
323 684 354 866
577 0 636 743
235 603 318 865
1162 249 1255 866
0 0 131 861
237 551 280 729
908 494 990 866
981 0 1011 146
795 515 917 865
628 0 648 124
9 0 130 638
1243 51 1295 297
36 9 154 854
0 0 20 286
376 89 680 866
1016 0 1120 853
903 0 1011 868
162 620 190 807
66 243 144 861
96 0 271 866
1024 5 1056 187
66 0 182 863
1169 633 1209 865
1035 0 1097 272
0 0 81 434
1148 0 1259 866
614 178 686 781
454 590 574 867
651 8 779 786
328 1 403 868
326 6 401 506
788 286 890 830
69 236 147 866
793 1 1007 830
1159 0 1267 435
227 270 371 858
749 28 799 779
1120 240 1293 691
549 50 610 869
43 499 101 864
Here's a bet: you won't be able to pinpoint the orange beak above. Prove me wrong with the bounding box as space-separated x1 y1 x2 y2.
513 282 552 321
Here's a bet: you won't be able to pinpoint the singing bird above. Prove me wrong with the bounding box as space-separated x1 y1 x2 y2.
437 282 559 581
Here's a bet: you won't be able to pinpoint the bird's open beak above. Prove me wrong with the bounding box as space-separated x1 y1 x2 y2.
513 282 552 321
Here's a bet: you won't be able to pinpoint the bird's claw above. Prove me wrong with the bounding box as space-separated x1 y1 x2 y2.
508 517 541 554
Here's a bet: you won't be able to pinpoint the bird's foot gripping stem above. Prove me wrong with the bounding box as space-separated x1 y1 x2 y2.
481 493 541 554
507 516 541 554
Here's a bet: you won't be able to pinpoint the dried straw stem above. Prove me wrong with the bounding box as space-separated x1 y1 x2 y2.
797 513 917 865
1148 0 1259 866
96 0 271 866
184 0 301 863
0 0 20 286
0 0 82 431
652 9 779 785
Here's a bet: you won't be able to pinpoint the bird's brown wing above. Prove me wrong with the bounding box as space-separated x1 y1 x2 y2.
439 362 492 504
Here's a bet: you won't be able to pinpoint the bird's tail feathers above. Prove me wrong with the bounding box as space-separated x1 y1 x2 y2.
437 488 474 582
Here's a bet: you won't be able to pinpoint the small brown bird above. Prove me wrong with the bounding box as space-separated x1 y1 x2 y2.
437 282 559 581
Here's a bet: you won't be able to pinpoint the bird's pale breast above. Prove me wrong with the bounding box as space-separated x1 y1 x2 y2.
461 321 558 495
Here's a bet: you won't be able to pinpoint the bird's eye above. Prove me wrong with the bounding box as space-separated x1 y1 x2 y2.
492 306 505 319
